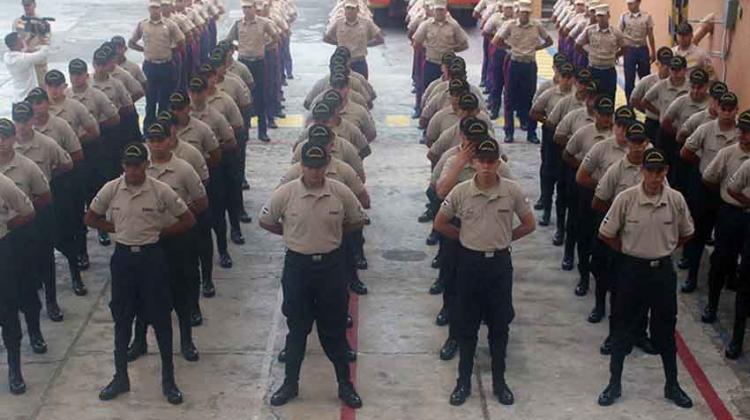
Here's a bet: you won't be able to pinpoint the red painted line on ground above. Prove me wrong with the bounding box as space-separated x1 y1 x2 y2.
340 293 360 420
675 331 735 420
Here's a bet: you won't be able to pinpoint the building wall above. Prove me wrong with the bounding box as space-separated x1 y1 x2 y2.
599 0 750 109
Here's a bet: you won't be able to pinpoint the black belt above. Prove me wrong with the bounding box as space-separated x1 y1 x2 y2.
145 59 173 65
286 247 341 263
462 247 510 259
239 56 264 62
723 202 750 214
115 242 160 253
621 254 671 268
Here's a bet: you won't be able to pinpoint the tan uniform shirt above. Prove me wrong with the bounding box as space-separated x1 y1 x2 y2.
619 11 653 48
296 121 369 157
111 65 145 100
120 59 148 85
429 113 497 159
684 119 739 173
14 132 72 180
0 173 35 240
90 176 189 246
292 137 365 181
225 16 277 59
303 75 372 109
595 156 644 202
217 73 252 109
547 94 585 127
422 84 487 121
555 108 595 141
413 18 469 64
440 152 514 188
91 75 133 110
340 101 377 142
532 86 573 119
672 44 713 75
702 143 750 206
227 60 255 89
310 88 369 111
207 90 244 128
644 77 689 116
580 137 628 181
175 117 220 159
426 108 459 146
482 13 511 37
566 124 612 162
173 140 209 182
48 97 98 140
190 104 235 146
325 17 381 59
533 79 556 103
599 184 694 259
34 116 82 155
66 85 119 124
132 17 184 63
661 94 709 128
680 110 714 139
146 155 207 213
495 19 550 62
279 158 364 196
630 73 662 120
728 159 750 202
0 152 49 198
441 176 532 252
259 177 365 254
576 24 625 68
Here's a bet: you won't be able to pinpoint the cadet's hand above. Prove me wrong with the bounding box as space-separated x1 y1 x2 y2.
650 51 656 64
457 143 476 166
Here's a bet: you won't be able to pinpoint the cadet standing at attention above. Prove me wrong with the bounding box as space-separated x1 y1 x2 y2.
85 142 195 405
630 46 673 141
324 0 384 80
492 0 553 144
618 0 655 102
129 0 185 128
576 4 624 100
434 137 535 406
0 167 36 396
259 143 365 409
597 148 694 409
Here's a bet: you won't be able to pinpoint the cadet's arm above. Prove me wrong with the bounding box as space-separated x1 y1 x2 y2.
260 221 283 235
512 211 536 241
433 210 459 241
357 190 371 210
80 124 100 143
677 234 693 249
70 150 84 164
207 147 221 168
85 209 114 233
101 114 121 127
53 160 74 177
591 197 610 213
729 188 750 207
562 150 580 169
188 195 209 215
553 132 569 146
8 211 35 230
642 99 660 117
32 191 52 210
576 166 597 189
661 117 676 135
538 35 553 51
680 147 700 165
702 178 720 191
128 24 145 52
343 220 365 233
676 128 690 144
368 31 385 47
599 232 621 252
161 210 196 238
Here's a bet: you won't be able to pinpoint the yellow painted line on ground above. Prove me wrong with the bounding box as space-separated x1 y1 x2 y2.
275 114 304 128
385 115 413 128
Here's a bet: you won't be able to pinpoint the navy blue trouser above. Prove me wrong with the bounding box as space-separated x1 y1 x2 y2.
281 35 293 78
418 61 442 112
239 57 268 138
350 58 369 80
589 66 617 100
504 60 537 140
707 204 748 311
0 237 22 355
623 46 650 102
489 48 507 114
142 61 177 129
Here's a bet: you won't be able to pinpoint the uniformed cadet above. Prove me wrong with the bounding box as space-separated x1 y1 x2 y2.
492 0 553 143
597 148 694 409
411 0 469 119
300 100 371 160
323 76 377 143
569 1 599 69
185 76 238 269
676 81 727 146
26 87 88 296
225 0 279 142
681 92 740 320
111 36 148 93
642 55 689 145
482 1 515 119
563 95 613 285
420 74 486 129
558 0 586 63
129 0 185 128
127 122 207 363
12 102 73 324
293 123 365 191
85 142 195 405
630 46 672 141
576 4 625 100
434 137 535 406
473 0 498 86
530 61 575 233
618 0 655 101
13 0 51 87
304 50 376 111
324 0 384 79
219 40 256 93
160 0 191 91
259 142 365 409
672 22 713 77
0 169 36 395
427 92 497 165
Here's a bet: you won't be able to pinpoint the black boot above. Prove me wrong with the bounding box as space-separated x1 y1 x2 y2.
664 383 693 408
439 338 458 361
539 210 551 226
180 322 199 362
429 278 443 295
493 380 514 405
449 381 471 406
71 271 88 296
552 229 564 246
270 381 299 406
162 380 184 405
99 375 130 401
338 381 363 408
680 274 697 294
726 317 746 360
7 346 26 395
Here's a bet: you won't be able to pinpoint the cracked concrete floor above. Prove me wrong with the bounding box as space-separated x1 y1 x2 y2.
1 0 750 419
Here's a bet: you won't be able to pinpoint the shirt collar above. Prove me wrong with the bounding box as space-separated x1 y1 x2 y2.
637 184 667 207
148 155 177 177
469 175 508 200
297 177 333 198
121 175 153 194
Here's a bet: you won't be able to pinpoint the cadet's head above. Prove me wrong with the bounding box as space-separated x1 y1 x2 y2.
614 105 636 142
25 87 49 118
0 118 17 156
344 0 359 21
593 95 614 129
501 1 514 17
22 0 36 16
148 0 162 19
669 56 687 83
330 54 349 72
322 89 343 108
472 138 501 176
121 142 149 185
585 80 600 104
460 117 489 146
625 120 649 161
11 101 34 135
575 68 592 90
174 0 186 12
209 48 228 75
675 22 693 49
448 78 469 99
145 121 173 159
708 81 728 114
198 63 218 86
656 47 674 77
4 32 23 51
441 52 457 73
517 1 532 24
308 124 334 151
737 110 750 146
689 68 709 101
574 0 586 13
169 91 191 120
160 0 174 15
187 75 209 104
626 0 640 13
312 101 334 124
111 36 127 57
457 93 479 117
718 92 739 123
92 48 112 74
333 46 351 63
558 62 575 90
330 72 349 95
156 110 177 140
300 142 329 187
641 148 668 192
433 0 447 21
241 0 257 18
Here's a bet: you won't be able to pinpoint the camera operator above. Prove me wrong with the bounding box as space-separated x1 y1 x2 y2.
13 0 51 86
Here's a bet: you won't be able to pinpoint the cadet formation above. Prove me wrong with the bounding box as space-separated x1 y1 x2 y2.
1 0 749 413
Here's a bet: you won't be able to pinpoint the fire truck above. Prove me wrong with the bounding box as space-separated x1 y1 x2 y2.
368 0 480 27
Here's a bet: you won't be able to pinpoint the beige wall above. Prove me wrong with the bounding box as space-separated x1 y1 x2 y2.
599 0 750 110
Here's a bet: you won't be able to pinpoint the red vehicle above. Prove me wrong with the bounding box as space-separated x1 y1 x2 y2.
369 0 479 27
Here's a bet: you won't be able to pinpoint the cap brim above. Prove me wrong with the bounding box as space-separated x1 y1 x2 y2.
122 157 147 165
643 162 667 170
301 158 327 168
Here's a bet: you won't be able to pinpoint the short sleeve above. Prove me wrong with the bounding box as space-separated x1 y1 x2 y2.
643 82 660 103
90 182 116 215
497 22 511 41
413 21 428 44
565 128 584 157
49 141 73 171
594 165 617 201
0 179 34 217
675 193 695 237
537 22 549 39
511 183 532 219
531 90 549 114
575 26 588 46
599 192 626 238
59 121 82 154
162 185 189 217
580 145 600 175
630 77 649 103
439 186 460 219
701 149 724 184
259 187 287 225
647 14 654 29
683 124 706 153
96 92 119 121
278 165 301 186
183 165 207 201
28 164 50 197
661 98 682 124
339 184 365 225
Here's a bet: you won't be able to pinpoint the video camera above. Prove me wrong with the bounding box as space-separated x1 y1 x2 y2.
21 16 55 37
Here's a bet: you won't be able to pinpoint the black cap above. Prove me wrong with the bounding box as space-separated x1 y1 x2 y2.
553 53 568 67
626 121 648 142
441 52 457 66
323 89 342 103
614 105 636 123
110 36 126 47
100 42 117 60
322 96 342 111
586 80 599 95
209 48 226 66
709 81 728 99
198 63 216 76
675 22 693 35
11 101 33 122
576 68 592 83
92 48 111 65
330 54 347 67
458 93 479 111
169 91 190 108
44 69 66 86
308 124 333 145
188 75 208 92
121 142 149 164
330 63 349 76
144 122 170 140
25 87 48 103
68 58 88 75
593 95 615 115
689 68 709 85
312 102 333 121
330 72 348 89
460 117 489 141
0 118 16 138
643 148 668 169
558 62 575 77
656 46 674 64
737 110 750 131
156 110 176 126
670 55 687 70
450 56 466 70
334 46 351 59
21 0 35 5
448 78 469 96
474 138 500 159
301 142 329 168
448 65 466 79
719 92 739 109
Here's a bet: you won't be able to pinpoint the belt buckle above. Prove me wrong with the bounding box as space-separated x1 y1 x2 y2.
649 260 659 268
484 251 494 258
131 246 141 253
312 254 322 262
